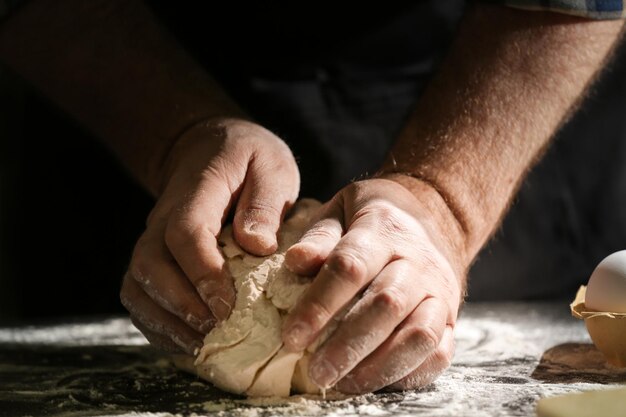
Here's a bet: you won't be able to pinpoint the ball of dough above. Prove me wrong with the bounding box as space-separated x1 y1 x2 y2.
191 199 335 397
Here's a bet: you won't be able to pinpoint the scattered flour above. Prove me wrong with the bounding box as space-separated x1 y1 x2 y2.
200 393 393 417
0 318 145 345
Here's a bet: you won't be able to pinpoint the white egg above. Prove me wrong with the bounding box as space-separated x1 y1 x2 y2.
585 250 626 313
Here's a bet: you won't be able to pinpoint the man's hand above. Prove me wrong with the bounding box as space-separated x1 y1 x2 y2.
0 1 304 355
120 118 300 354
282 178 466 393
279 5 623 394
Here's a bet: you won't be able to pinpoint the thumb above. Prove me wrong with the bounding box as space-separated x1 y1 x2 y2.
233 150 299 255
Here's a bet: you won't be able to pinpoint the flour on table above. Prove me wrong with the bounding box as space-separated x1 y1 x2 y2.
192 199 332 397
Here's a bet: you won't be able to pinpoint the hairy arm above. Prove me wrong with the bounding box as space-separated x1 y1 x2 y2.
383 4 625 271
283 4 624 393
0 0 300 354
0 0 242 195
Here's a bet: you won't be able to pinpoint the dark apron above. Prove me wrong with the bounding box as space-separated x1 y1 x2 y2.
149 1 626 300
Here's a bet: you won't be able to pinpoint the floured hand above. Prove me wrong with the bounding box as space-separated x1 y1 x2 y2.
120 118 300 354
282 178 467 394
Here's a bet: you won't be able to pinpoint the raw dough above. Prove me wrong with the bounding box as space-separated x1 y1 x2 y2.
193 199 329 397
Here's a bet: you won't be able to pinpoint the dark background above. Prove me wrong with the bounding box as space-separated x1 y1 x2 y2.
0 74 153 322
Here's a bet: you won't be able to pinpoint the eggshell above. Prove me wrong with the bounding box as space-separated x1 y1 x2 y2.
571 286 626 367
585 250 626 313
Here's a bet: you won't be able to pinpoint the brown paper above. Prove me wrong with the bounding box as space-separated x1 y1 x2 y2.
570 286 626 367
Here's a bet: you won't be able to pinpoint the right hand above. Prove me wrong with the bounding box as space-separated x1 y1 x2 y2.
120 118 300 354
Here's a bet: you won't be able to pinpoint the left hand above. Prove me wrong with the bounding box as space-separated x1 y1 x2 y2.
282 177 468 394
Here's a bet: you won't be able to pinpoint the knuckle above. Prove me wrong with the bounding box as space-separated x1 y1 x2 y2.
406 325 440 352
370 201 396 219
341 339 367 364
355 201 411 237
373 204 409 234
255 136 297 162
239 199 282 221
164 220 213 255
432 346 453 369
356 200 392 219
380 212 408 236
371 287 407 319
396 369 439 390
263 148 298 174
164 220 193 249
327 252 367 287
303 224 337 241
219 149 248 173
301 300 334 331
284 247 322 275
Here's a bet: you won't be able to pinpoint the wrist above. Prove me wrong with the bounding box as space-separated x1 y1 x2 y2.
373 171 471 279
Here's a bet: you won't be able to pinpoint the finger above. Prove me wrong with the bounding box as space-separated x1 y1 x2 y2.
282 213 394 352
386 325 455 391
307 260 423 389
285 202 343 276
120 276 204 355
333 296 448 394
130 317 184 354
233 147 300 256
164 175 236 321
129 229 216 332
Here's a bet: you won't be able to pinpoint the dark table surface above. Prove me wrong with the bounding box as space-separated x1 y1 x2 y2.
1 302 625 417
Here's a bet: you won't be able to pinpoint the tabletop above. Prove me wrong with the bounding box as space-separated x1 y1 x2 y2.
1 302 625 417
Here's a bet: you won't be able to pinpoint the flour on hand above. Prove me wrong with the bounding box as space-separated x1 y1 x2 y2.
192 199 328 397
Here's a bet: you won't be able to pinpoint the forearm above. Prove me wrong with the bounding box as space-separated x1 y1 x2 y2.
0 0 244 195
382 4 624 266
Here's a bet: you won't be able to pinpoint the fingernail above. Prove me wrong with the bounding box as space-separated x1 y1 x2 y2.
245 222 277 248
310 359 339 388
208 296 232 321
284 322 310 351
336 376 361 394
285 243 316 274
